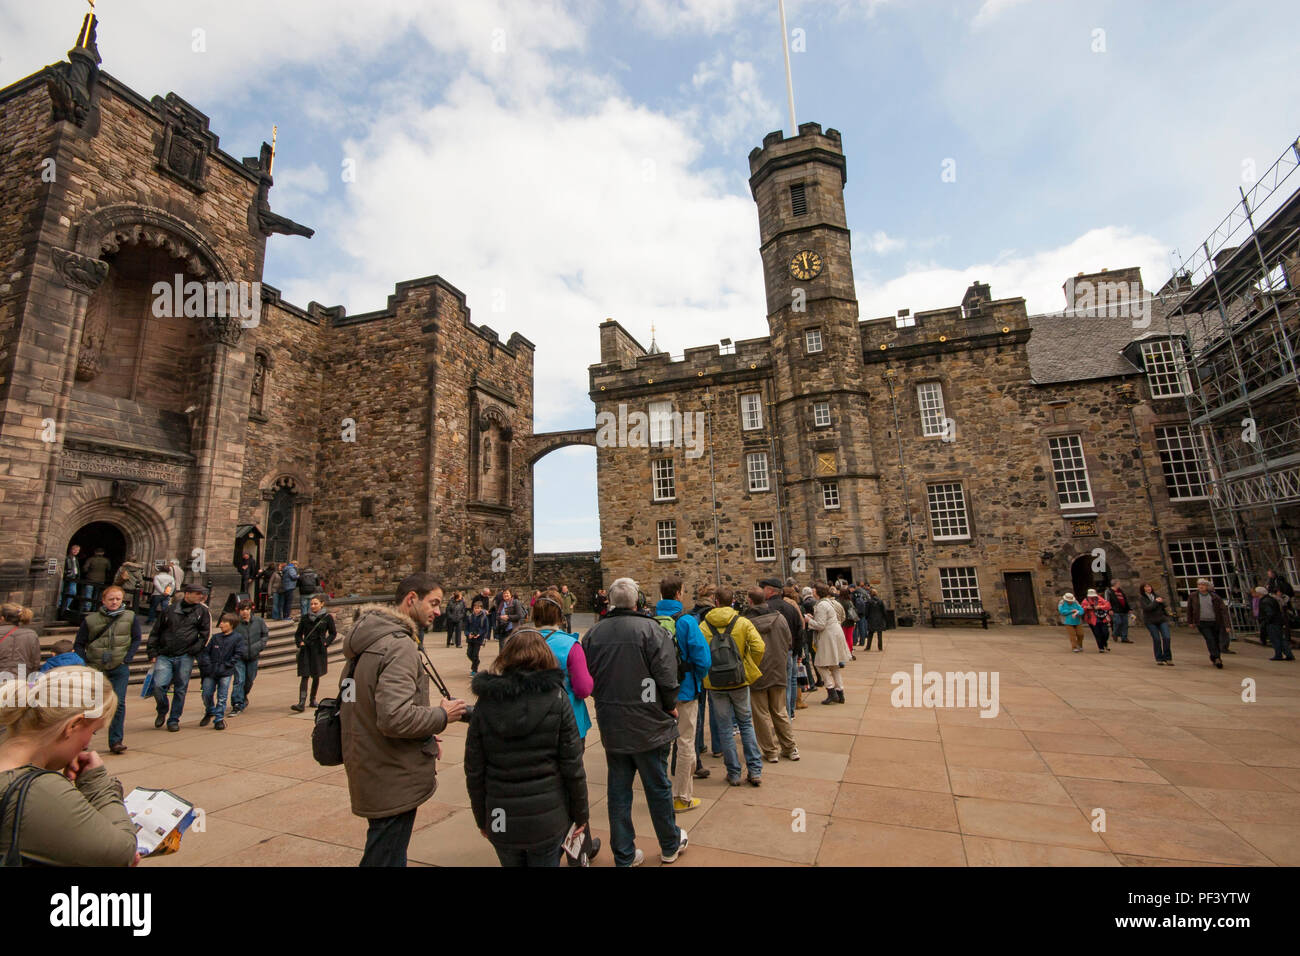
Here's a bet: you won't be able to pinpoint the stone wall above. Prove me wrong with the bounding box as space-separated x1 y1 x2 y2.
531 551 601 611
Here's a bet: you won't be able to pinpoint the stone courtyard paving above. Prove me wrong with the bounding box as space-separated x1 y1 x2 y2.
96 617 1300 867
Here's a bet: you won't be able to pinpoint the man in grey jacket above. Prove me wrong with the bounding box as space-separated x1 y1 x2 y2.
230 599 269 714
341 573 467 866
582 577 688 866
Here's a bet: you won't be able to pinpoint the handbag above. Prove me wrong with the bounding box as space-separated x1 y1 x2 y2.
0 768 56 867
140 665 156 698
311 655 360 766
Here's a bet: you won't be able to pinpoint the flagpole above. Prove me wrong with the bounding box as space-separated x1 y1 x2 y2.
778 0 797 135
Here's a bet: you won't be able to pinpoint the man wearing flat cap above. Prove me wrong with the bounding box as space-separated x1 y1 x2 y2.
146 582 212 732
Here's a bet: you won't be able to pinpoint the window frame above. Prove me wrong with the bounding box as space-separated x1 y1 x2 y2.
1140 339 1192 399
656 519 678 560
917 382 946 437
740 392 763 431
926 482 971 540
822 481 840 510
648 400 675 446
651 457 676 502
746 451 770 493
1155 424 1212 501
813 401 832 428
753 521 776 561
1048 434 1094 508
938 567 981 606
804 328 823 354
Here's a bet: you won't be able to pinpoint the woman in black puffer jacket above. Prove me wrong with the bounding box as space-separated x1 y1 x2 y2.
465 629 591 867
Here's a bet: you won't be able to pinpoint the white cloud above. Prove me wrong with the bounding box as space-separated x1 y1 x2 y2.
972 0 1033 29
684 53 777 146
853 226 1171 319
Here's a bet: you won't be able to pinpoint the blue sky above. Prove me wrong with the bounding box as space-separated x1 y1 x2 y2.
6 0 1299 551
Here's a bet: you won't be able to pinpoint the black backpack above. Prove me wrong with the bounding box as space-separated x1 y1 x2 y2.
702 615 746 687
299 569 319 592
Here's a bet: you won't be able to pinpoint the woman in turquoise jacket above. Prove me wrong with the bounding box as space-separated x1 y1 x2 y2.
528 592 593 741
1058 592 1085 653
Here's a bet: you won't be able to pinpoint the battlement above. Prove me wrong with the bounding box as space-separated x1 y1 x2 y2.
748 121 847 196
590 333 772 396
860 281 1030 362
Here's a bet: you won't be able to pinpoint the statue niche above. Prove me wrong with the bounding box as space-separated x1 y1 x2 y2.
471 404 512 508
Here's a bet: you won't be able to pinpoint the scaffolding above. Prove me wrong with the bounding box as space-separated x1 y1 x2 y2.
1169 136 1300 621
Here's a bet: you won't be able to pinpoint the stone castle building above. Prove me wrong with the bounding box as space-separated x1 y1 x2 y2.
0 16 595 620
590 121 1297 625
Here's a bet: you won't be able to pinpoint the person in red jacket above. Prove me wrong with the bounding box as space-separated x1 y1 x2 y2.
1080 589 1112 653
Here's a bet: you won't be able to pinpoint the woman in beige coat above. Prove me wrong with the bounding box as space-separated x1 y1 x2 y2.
0 604 41 680
805 582 851 704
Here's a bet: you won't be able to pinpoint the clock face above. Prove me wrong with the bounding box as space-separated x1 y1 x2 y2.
789 249 823 281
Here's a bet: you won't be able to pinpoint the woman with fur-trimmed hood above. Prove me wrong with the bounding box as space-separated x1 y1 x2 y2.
464 629 590 867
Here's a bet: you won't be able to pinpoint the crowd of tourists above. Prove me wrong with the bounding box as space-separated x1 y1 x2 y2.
1057 571 1296 667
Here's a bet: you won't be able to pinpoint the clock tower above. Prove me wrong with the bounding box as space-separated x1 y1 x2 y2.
748 122 890 588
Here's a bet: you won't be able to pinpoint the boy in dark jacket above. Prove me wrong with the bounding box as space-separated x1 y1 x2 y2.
198 613 246 729
465 601 491 676
231 599 270 713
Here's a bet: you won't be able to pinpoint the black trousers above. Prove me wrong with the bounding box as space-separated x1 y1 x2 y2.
298 676 320 702
467 638 483 671
1196 622 1225 660
360 808 418 867
446 621 462 646
864 629 884 650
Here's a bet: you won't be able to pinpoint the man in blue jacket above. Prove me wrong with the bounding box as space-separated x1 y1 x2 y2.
655 576 711 813
279 560 299 620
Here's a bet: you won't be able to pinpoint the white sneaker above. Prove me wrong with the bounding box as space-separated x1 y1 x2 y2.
628 848 645 867
661 827 689 864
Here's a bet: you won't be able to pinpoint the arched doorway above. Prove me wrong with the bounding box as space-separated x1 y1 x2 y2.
1070 553 1111 598
265 480 297 566
68 521 127 580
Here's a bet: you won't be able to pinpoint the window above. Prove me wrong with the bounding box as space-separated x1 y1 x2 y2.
1169 539 1232 603
813 402 831 427
746 452 769 492
753 521 776 561
649 400 674 445
927 482 970 539
822 481 840 509
938 567 981 606
790 182 807 217
1048 435 1093 507
741 392 763 430
652 458 675 501
895 312 915 329
1156 425 1211 500
917 382 946 437
805 328 823 353
657 520 678 559
1141 340 1191 398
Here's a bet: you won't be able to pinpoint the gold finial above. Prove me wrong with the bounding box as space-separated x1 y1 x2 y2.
269 125 277 175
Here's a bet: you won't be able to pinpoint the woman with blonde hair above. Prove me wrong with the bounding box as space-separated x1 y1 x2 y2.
0 603 41 681
0 666 138 866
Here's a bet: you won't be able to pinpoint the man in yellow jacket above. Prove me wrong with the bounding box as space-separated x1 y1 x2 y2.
700 585 766 787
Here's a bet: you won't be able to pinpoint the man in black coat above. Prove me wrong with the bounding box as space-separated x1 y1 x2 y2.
582 577 685 866
1257 586 1295 661
761 577 803 719
146 583 211 731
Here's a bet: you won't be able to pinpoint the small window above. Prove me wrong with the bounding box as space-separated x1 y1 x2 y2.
813 402 831 428
657 520 678 559
927 482 970 539
1048 435 1093 507
652 458 675 501
805 328 823 353
939 567 980 606
746 452 770 492
1156 425 1211 500
1140 340 1191 398
917 382 946 437
822 481 840 510
895 312 916 329
649 400 675 445
790 182 807 217
753 521 776 561
741 392 763 430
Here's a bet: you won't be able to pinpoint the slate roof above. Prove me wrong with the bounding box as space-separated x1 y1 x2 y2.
1026 295 1190 385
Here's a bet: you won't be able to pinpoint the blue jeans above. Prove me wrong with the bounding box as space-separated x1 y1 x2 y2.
201 674 232 720
1146 621 1172 662
493 834 566 867
275 590 295 619
360 808 417 867
152 654 193 724
1113 612 1130 640
300 593 313 617
60 579 78 613
853 617 867 645
103 662 130 747
786 652 798 717
606 744 679 865
147 593 170 624
231 658 259 710
709 686 763 781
